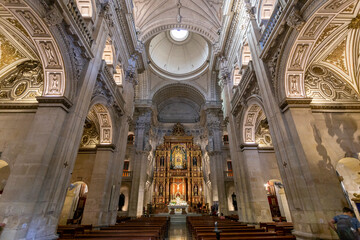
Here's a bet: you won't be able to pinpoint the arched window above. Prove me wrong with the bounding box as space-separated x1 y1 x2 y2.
102 40 114 65
76 0 93 18
114 65 123 85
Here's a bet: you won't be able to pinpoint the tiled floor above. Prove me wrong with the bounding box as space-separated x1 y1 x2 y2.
167 222 190 240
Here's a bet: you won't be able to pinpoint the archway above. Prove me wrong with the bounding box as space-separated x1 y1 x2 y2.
264 179 292 222
0 160 10 196
59 181 88 225
336 157 360 219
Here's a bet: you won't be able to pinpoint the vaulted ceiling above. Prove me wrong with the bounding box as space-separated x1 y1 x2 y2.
133 0 224 44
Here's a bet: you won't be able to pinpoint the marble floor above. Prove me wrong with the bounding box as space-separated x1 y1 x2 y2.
167 222 190 240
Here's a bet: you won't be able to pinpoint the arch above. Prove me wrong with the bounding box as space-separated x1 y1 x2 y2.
336 157 360 219
281 0 359 100
0 1 67 97
242 103 264 144
0 160 10 195
90 103 113 145
59 181 89 225
264 179 292 222
152 83 206 108
119 184 130 212
226 183 236 211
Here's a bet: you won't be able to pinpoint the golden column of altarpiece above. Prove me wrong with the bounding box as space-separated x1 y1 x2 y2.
153 123 204 209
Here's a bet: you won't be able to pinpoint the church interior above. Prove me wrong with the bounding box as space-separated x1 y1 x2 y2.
0 0 360 239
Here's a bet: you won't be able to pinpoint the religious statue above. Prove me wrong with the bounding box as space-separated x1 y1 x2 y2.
193 156 197 166
232 192 238 211
159 185 163 196
160 156 165 166
194 185 198 196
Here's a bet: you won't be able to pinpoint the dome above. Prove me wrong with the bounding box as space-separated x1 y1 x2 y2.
148 30 209 76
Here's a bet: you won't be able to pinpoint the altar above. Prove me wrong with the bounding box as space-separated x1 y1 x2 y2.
168 197 188 214
152 123 204 212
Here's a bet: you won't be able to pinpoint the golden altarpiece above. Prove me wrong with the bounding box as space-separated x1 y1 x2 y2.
153 123 204 210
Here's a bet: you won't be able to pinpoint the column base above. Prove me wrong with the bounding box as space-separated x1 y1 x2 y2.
292 230 337 240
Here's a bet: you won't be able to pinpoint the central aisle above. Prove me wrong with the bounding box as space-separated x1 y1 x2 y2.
167 222 189 240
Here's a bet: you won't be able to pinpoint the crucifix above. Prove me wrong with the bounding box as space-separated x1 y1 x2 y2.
177 0 182 23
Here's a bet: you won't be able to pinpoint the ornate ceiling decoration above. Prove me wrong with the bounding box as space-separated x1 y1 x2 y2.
285 0 360 100
0 6 43 103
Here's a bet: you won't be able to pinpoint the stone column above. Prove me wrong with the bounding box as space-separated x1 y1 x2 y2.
107 115 131 225
246 15 343 239
82 144 116 226
128 110 151 217
206 108 228 215
241 144 272 222
0 15 109 240
0 99 70 240
219 58 253 222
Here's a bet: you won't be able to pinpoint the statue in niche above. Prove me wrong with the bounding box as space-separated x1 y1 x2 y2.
232 192 238 211
118 193 125 211
193 156 197 166
159 185 163 196
160 156 165 166
194 185 198 196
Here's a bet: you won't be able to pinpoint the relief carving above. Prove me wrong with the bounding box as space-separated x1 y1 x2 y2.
291 44 308 69
255 119 272 147
324 38 348 74
303 17 327 38
17 10 46 36
80 118 100 148
245 128 252 142
0 60 43 101
40 41 60 68
48 73 61 94
288 74 301 96
102 128 111 143
286 7 305 31
305 65 359 102
325 0 348 11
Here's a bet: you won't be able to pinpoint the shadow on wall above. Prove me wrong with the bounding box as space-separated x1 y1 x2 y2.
325 114 360 158
312 125 333 173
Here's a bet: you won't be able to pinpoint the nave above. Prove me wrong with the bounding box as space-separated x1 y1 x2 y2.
56 215 296 240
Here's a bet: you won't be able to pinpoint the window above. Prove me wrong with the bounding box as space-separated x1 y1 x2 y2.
102 40 114 65
170 29 189 42
76 0 93 18
114 65 123 85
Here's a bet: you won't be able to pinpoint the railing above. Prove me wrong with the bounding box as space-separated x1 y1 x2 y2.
66 0 93 46
225 171 234 177
122 170 132 178
259 3 283 49
225 171 234 181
